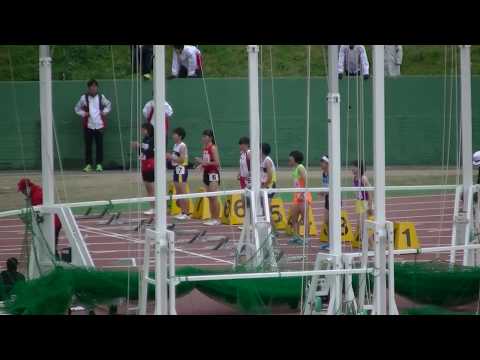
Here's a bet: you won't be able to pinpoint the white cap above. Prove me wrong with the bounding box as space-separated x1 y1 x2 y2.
473 151 480 166
321 155 329 163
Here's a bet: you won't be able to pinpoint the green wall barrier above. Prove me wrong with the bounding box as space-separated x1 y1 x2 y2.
0 77 478 170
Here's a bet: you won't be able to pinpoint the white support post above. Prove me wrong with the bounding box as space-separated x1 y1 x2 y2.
153 45 168 315
327 45 343 312
37 45 55 275
460 46 473 265
372 45 387 315
247 45 262 253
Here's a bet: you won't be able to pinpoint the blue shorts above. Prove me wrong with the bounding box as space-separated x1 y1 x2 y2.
173 165 188 183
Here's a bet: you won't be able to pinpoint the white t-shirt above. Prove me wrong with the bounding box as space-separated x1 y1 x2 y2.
171 142 188 166
261 156 276 185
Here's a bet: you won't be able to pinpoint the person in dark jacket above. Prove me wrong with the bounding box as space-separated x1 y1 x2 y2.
131 123 155 216
131 45 154 79
0 258 25 296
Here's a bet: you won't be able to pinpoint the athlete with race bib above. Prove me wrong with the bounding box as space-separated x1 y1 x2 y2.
167 127 190 220
195 129 221 226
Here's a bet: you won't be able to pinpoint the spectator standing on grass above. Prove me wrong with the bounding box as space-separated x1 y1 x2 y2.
170 45 203 79
74 79 112 173
131 45 154 80
384 45 403 77
0 258 25 296
338 45 370 80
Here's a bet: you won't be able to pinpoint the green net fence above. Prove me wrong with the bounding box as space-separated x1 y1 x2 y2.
394 262 480 307
5 254 480 315
3 266 304 315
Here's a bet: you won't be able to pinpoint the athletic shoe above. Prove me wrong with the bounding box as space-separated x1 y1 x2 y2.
144 209 155 216
319 243 329 250
238 226 244 230
83 164 93 172
288 236 308 246
203 219 220 226
96 164 103 172
144 73 151 80
175 214 190 221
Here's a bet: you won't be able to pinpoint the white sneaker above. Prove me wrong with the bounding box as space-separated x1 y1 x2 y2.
203 219 220 226
175 214 190 221
144 209 155 216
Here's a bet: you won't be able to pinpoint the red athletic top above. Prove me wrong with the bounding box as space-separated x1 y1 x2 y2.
202 143 219 173
28 183 62 231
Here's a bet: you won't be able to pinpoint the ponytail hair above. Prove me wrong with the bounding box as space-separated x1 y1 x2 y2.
202 129 215 144
351 160 365 176
142 123 154 138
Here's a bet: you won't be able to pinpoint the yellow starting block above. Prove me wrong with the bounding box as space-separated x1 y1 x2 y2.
351 215 375 248
394 222 420 249
286 206 317 236
192 187 223 220
319 210 354 243
221 193 245 225
168 182 194 216
270 197 287 230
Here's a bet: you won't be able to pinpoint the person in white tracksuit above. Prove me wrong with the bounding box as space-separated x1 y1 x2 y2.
384 45 403 77
338 45 370 80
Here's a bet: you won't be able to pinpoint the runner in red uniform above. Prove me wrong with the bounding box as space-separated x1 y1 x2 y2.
237 137 251 190
195 129 221 226
17 178 62 258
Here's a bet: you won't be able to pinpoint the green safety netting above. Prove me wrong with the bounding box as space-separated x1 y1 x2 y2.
4 262 480 315
400 306 473 315
394 262 480 307
3 266 303 315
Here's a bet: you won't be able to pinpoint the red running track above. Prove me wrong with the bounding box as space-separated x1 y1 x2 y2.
0 193 459 314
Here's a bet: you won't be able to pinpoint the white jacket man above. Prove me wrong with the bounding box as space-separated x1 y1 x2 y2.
338 45 370 80
74 79 112 172
384 45 403 77
171 45 203 78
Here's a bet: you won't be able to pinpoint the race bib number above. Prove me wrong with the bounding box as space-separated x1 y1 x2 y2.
175 166 185 175
208 173 219 182
203 151 210 162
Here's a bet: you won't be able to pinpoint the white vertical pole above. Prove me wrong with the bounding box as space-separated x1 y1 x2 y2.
327 45 342 311
39 45 55 265
153 45 168 315
372 45 387 315
248 45 261 253
460 45 473 265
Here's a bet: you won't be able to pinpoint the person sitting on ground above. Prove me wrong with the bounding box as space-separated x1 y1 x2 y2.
0 258 25 296
17 178 62 258
170 45 203 79
74 79 112 172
